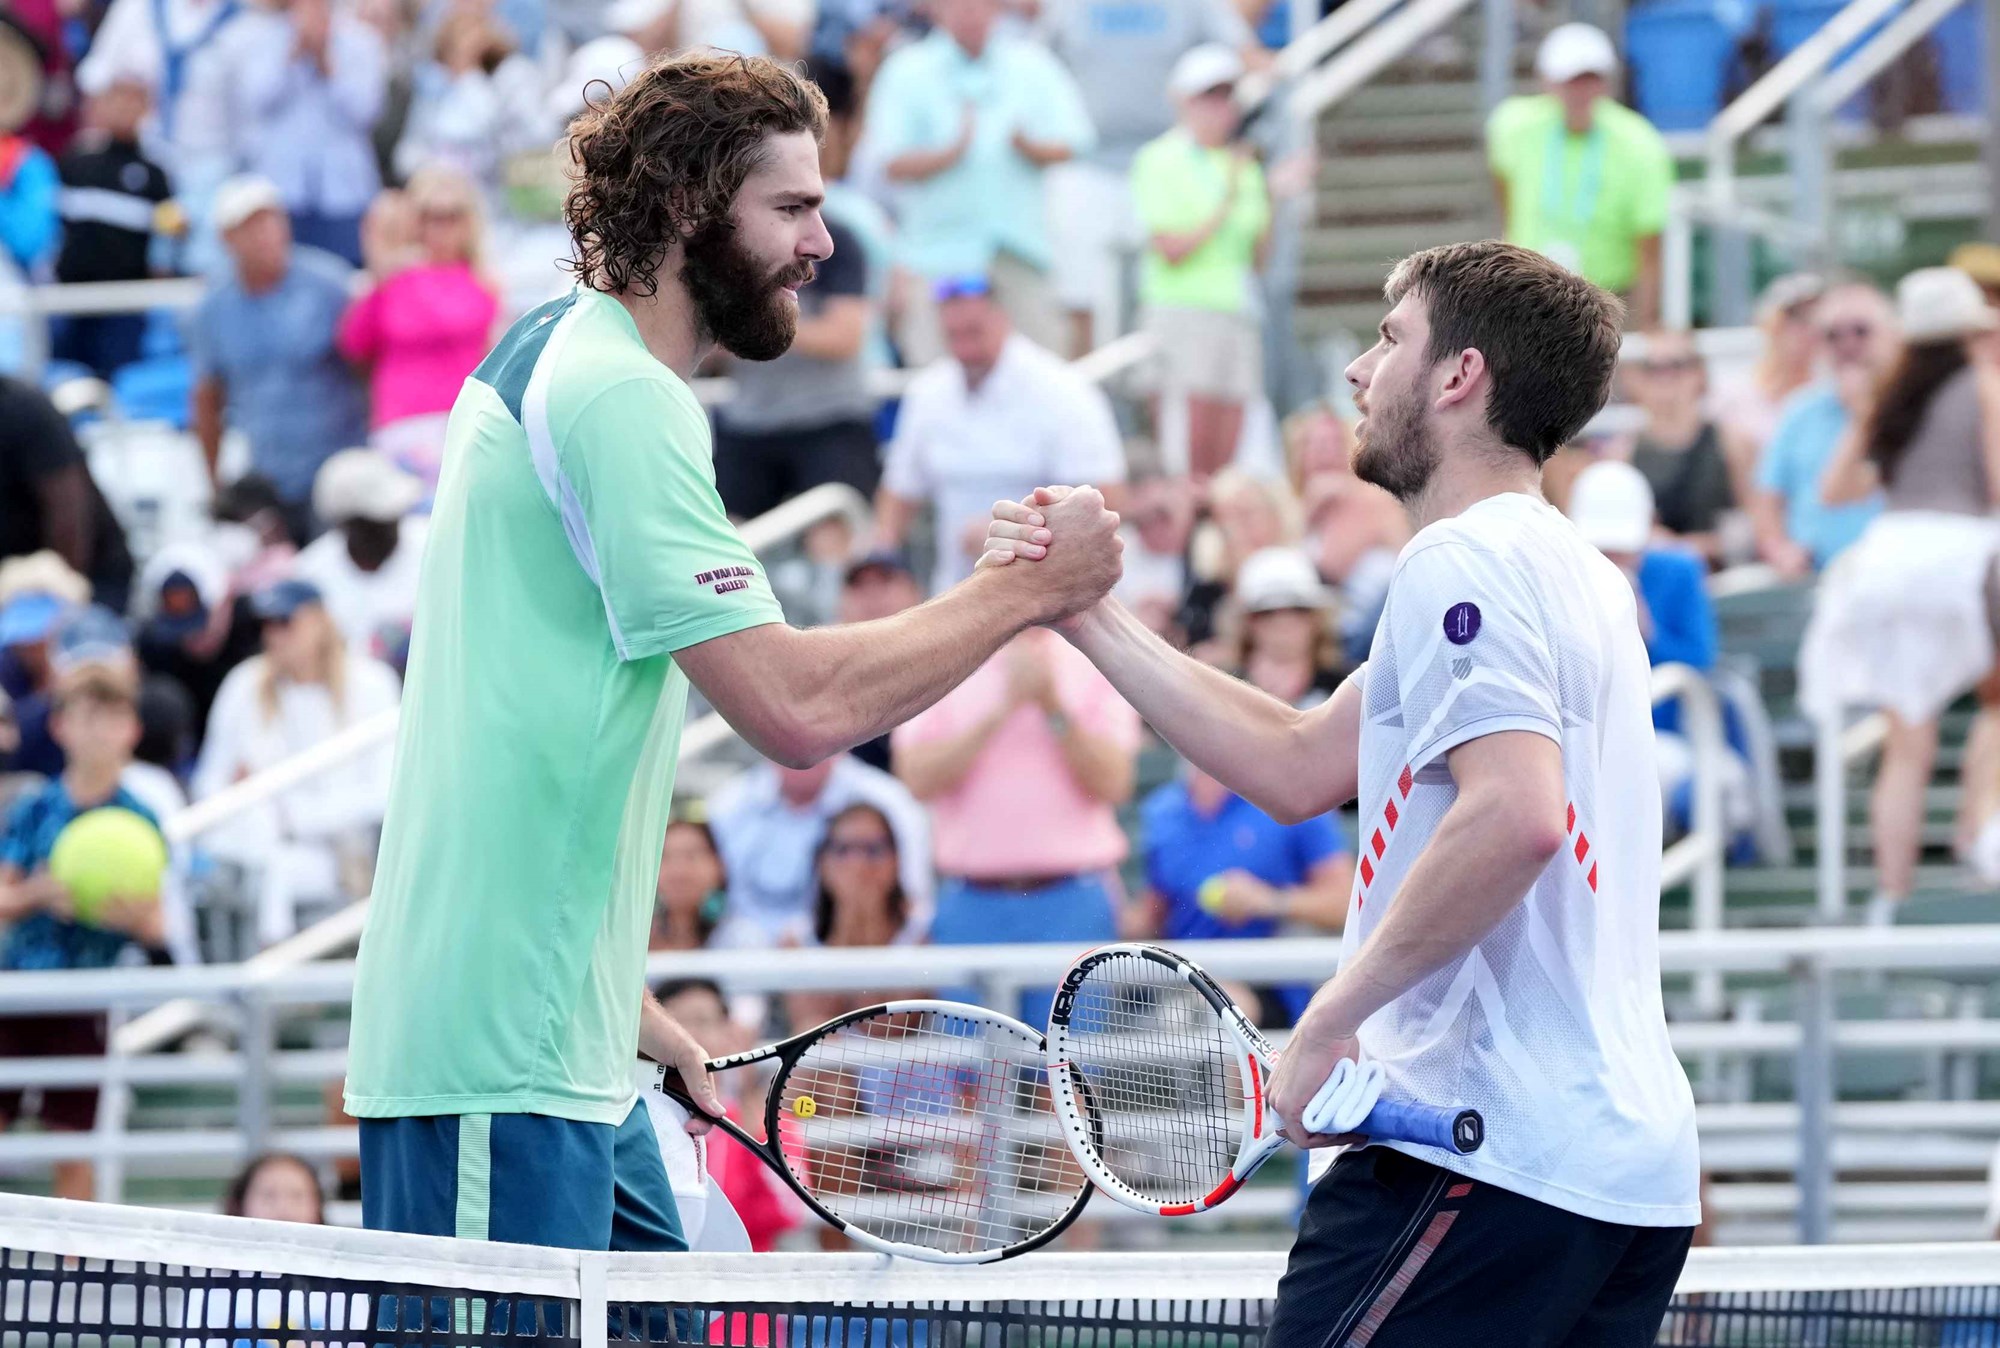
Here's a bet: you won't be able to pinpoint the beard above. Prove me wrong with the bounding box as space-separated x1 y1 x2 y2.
1352 383 1441 503
681 221 813 361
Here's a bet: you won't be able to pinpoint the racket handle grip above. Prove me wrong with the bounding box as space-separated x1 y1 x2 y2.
1361 1098 1485 1154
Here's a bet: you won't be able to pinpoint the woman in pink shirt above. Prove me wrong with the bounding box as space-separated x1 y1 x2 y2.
336 166 498 492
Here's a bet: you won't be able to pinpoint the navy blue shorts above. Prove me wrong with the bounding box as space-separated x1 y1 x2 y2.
360 1100 686 1252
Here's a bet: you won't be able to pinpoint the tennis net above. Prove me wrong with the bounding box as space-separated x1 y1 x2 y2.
5 1192 2000 1347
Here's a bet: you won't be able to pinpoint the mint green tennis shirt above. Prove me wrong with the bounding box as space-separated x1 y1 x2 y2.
344 287 784 1124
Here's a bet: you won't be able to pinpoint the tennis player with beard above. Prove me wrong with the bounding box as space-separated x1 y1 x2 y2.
982 241 1700 1344
345 54 1124 1253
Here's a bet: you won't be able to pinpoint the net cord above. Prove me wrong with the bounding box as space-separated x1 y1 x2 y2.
9 1193 2000 1309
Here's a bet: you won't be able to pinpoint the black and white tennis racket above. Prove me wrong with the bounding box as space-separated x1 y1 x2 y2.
1044 944 1483 1216
649 999 1092 1262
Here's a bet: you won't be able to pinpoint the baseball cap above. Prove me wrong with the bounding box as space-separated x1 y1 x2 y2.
1754 272 1826 322
1235 548 1334 615
212 176 285 234
1896 266 1999 343
1168 43 1246 99
1567 460 1655 553
314 449 424 526
251 578 325 622
1536 23 1619 84
49 604 135 677
0 591 66 648
843 548 914 585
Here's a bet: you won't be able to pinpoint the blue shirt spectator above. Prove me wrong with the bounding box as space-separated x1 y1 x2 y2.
230 0 387 266
0 137 59 273
192 178 368 531
1755 385 1882 569
1135 764 1351 1022
861 2 1094 284
1637 548 1717 674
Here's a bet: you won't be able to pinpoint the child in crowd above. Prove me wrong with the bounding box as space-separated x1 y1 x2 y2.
0 656 168 1199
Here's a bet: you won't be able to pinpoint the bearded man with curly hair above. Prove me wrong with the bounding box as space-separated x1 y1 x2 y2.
344 53 1125 1250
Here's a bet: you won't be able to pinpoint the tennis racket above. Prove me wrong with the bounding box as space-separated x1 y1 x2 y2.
649 999 1093 1263
1044 943 1484 1216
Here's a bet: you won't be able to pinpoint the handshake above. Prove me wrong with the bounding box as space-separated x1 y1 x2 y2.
974 485 1125 631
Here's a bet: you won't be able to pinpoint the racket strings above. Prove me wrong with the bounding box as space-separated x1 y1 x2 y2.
772 1009 1087 1255
1059 956 1245 1206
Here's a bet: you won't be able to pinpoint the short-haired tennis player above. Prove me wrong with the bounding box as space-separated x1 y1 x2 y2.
982 241 1699 1345
345 54 1124 1253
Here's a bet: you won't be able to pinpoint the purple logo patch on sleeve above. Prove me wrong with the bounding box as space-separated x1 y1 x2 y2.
1443 602 1481 645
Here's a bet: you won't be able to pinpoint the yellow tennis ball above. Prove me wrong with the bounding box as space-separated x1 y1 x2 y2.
792 1095 818 1119
1198 876 1229 914
48 808 167 924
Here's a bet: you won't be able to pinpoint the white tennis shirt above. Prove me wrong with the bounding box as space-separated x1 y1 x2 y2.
1342 492 1701 1227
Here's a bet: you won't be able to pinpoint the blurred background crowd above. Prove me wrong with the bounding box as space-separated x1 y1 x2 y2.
0 0 1997 1245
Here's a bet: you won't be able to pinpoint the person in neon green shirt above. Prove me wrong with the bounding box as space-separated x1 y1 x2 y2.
1486 23 1674 328
344 51 1126 1255
1131 43 1272 480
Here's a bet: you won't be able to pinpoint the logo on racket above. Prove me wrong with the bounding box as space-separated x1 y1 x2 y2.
1454 1111 1484 1152
792 1095 818 1118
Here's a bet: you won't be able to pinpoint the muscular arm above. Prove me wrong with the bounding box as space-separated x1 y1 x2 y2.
680 492 1119 766
1067 597 1360 822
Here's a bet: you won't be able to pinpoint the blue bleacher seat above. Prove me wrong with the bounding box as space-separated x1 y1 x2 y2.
112 355 193 428
1627 0 1743 131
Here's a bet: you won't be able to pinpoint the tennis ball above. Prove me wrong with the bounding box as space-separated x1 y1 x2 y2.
1197 876 1229 914
48 808 167 923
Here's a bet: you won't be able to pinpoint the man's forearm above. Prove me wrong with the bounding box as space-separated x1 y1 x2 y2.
1069 600 1343 821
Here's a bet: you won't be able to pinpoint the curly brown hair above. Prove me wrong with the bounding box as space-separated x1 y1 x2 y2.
562 53 828 299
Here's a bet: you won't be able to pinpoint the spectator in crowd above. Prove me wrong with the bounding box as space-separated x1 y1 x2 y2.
1803 267 2000 925
134 541 262 745
1230 547 1348 709
293 451 427 673
222 1152 327 1222
1711 273 1824 503
707 752 932 947
836 550 922 772
0 115 58 276
1133 755 1350 1023
1486 23 1672 328
1751 281 1897 576
806 59 893 350
861 0 1094 361
1115 472 1195 641
875 283 1127 595
75 0 248 222
337 165 500 491
652 818 726 951
233 0 389 267
0 656 168 1200
1625 329 1738 562
52 76 174 379
712 205 877 521
1133 44 1271 479
0 553 93 778
893 628 1138 1024
193 178 370 544
650 0 814 58
1045 0 1256 356
1567 459 1757 840
392 9 548 192
0 379 134 612
768 515 861 627
1284 406 1405 661
786 802 921 1025
192 579 400 945
1183 467 1301 647
649 977 801 1252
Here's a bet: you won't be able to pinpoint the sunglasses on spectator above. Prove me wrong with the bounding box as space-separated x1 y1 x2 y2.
1821 322 1875 344
933 275 993 303
826 839 893 860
